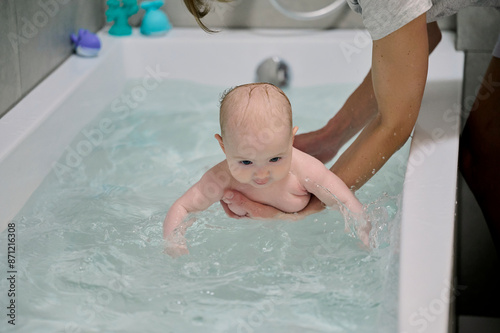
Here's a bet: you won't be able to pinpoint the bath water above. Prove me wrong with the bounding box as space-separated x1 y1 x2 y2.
0 79 408 332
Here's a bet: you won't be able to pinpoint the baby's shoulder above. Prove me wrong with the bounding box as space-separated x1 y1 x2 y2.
205 159 230 176
291 148 328 177
201 160 234 185
291 147 322 167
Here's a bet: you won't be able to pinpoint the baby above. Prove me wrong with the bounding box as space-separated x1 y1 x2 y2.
163 83 365 256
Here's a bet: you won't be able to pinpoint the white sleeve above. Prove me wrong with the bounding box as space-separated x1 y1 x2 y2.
346 0 433 40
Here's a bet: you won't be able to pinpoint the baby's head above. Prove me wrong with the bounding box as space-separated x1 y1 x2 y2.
215 83 298 187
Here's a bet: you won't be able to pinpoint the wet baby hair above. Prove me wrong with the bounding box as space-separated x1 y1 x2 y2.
218 83 293 139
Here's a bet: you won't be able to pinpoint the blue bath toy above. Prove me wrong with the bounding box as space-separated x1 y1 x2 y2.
140 1 172 36
70 29 101 57
106 0 139 36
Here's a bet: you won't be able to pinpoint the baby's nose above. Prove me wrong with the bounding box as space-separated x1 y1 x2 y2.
254 167 269 178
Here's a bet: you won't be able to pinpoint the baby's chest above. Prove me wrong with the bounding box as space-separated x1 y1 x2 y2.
239 175 310 213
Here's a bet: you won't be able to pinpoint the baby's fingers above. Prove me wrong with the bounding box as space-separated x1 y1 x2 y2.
164 235 189 258
164 243 189 258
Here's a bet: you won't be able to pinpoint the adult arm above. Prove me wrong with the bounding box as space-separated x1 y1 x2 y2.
294 21 441 165
332 13 429 190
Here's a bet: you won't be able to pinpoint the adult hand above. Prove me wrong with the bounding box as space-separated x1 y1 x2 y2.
293 126 342 163
293 71 379 164
220 190 325 220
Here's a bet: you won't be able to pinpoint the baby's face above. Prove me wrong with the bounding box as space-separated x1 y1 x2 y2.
222 125 296 188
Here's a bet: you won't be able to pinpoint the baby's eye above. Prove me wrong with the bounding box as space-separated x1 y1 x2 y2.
240 160 253 165
269 157 281 163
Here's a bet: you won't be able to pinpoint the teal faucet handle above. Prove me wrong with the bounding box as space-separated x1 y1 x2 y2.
141 1 164 10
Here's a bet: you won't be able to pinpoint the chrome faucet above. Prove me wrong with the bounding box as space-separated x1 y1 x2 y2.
255 56 290 87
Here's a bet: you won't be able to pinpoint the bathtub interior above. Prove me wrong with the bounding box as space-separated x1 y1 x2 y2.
0 28 463 333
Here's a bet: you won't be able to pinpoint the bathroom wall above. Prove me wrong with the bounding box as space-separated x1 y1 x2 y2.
0 0 105 118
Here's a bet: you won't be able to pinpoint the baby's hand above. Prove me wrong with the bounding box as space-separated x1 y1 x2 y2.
344 211 372 248
357 220 371 248
164 235 189 258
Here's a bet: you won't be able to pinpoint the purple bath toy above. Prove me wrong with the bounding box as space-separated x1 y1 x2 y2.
70 29 101 57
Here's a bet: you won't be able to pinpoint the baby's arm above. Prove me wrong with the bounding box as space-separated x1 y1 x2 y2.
294 149 369 245
163 163 228 239
294 148 363 214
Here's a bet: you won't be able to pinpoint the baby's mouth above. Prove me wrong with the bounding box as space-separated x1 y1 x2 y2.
253 178 270 186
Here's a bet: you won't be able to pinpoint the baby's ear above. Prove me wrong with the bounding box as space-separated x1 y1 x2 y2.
291 126 299 144
215 134 225 153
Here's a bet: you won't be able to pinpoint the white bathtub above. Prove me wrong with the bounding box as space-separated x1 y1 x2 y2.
0 28 463 332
